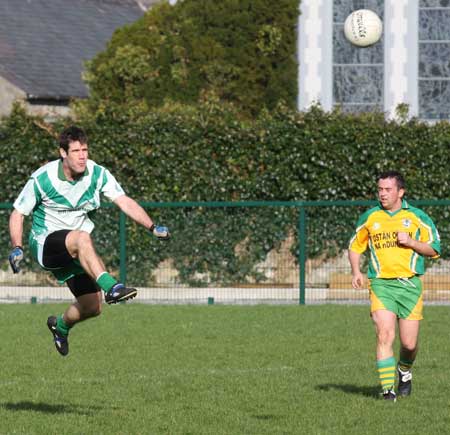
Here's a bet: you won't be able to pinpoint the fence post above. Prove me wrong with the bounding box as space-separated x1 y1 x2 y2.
119 211 127 284
298 206 306 305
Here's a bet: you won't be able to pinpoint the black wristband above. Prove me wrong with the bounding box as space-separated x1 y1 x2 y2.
149 224 155 232
13 246 23 250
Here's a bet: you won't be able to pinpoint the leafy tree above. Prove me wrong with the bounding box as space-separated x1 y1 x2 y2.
79 0 299 118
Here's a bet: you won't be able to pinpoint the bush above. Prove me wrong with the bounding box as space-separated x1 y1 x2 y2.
1 102 449 284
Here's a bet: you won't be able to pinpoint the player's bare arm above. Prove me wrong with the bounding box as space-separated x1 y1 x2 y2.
114 195 170 240
114 194 154 229
348 250 364 289
9 209 25 248
397 231 438 257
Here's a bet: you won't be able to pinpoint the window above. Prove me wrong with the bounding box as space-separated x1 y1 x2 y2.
419 0 450 120
333 0 384 112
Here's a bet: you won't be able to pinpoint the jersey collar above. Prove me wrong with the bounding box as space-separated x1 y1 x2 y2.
378 198 409 216
58 159 89 182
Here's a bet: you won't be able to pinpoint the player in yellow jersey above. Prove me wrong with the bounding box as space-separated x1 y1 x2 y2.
348 171 440 402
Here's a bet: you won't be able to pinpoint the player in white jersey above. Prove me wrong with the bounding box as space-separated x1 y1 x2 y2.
8 126 170 356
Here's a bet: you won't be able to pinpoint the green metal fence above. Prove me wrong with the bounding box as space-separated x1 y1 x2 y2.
1 200 450 304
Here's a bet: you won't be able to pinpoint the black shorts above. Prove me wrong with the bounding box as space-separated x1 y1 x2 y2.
43 230 99 297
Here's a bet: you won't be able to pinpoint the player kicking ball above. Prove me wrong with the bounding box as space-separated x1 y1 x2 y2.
8 126 169 356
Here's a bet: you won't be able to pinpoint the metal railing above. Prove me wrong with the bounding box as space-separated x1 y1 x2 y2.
1 200 449 304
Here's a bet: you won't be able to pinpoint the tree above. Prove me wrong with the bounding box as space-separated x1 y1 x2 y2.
79 0 299 117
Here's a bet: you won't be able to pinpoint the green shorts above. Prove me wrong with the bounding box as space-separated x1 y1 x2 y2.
369 276 423 320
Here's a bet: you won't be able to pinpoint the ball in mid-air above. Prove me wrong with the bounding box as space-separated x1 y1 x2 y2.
344 9 382 47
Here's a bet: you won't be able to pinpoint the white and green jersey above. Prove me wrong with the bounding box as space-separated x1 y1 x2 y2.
14 159 125 244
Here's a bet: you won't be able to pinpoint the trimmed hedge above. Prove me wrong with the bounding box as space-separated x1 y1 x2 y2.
1 103 449 284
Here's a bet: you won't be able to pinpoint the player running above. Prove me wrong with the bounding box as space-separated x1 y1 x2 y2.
8 126 170 356
348 171 440 402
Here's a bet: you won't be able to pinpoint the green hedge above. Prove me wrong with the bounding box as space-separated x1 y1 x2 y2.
1 103 449 284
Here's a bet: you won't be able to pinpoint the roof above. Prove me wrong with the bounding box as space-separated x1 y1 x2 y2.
0 0 146 100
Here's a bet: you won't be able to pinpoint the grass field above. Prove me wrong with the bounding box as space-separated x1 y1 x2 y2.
0 303 449 435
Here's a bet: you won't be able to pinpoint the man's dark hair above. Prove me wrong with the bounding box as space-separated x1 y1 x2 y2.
377 170 406 191
59 126 87 152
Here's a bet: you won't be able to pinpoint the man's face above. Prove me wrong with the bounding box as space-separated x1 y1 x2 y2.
377 177 404 211
60 140 88 175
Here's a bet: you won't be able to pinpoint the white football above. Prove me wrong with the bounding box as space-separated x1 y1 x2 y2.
344 9 382 47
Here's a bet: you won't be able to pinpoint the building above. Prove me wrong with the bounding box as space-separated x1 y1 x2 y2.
298 0 450 121
0 0 153 119
4 1 444 122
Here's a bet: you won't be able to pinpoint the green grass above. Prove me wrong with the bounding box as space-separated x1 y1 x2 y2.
0 304 450 434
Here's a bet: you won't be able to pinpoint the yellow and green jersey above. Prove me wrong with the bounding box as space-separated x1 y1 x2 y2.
349 200 440 279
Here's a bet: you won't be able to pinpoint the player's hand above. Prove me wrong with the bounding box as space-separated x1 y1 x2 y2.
397 231 413 248
150 224 170 241
351 272 364 289
9 246 24 273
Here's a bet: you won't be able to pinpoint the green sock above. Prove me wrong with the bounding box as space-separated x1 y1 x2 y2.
56 315 72 337
398 358 414 372
96 272 118 293
377 356 396 392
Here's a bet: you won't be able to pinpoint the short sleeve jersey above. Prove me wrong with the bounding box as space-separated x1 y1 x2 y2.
348 200 440 279
13 159 125 242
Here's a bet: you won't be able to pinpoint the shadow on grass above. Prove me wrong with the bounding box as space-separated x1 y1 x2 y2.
316 383 379 399
1 401 105 415
252 414 282 421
